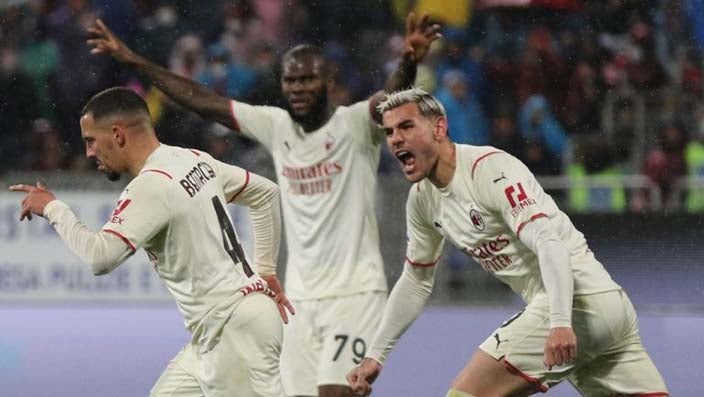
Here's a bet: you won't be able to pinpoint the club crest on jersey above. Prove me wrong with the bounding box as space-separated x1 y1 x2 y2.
470 209 485 231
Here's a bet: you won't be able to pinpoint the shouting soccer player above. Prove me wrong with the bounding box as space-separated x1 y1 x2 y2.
347 88 669 397
86 13 441 397
11 87 293 397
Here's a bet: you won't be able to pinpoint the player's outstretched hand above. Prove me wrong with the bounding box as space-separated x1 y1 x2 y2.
402 12 442 64
544 326 577 370
347 357 382 396
261 274 295 324
86 19 141 64
9 182 56 221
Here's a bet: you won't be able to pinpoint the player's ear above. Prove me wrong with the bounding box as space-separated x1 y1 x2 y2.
112 124 126 147
433 116 448 141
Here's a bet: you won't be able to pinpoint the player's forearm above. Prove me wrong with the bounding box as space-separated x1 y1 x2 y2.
128 55 235 128
367 263 435 363
519 219 573 327
384 56 418 93
244 176 281 275
44 200 133 275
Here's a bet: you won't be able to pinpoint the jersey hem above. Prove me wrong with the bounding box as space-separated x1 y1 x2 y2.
288 287 387 301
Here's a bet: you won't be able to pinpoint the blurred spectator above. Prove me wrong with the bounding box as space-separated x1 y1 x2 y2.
22 118 69 171
18 19 59 119
203 123 275 181
44 0 116 155
133 2 187 67
196 43 256 99
518 95 569 168
685 105 704 212
489 113 522 158
639 123 688 210
435 33 488 106
0 45 39 173
169 35 206 80
602 87 646 173
435 70 489 145
568 137 626 213
563 60 602 134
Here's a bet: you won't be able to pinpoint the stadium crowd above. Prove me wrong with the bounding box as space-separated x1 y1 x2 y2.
2 0 704 212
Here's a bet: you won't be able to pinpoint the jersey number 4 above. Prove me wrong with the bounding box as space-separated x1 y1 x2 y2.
212 196 254 277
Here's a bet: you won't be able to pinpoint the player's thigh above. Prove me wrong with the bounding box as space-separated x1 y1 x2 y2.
317 292 386 387
280 299 321 396
150 345 204 397
570 291 669 396
200 293 284 397
476 299 578 394
452 349 540 397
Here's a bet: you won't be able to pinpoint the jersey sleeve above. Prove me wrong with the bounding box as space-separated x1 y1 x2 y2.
473 151 574 327
471 152 549 238
405 184 444 267
346 100 385 149
228 100 287 151
101 173 172 251
208 155 282 275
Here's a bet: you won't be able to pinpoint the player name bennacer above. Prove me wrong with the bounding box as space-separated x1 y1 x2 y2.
179 161 216 197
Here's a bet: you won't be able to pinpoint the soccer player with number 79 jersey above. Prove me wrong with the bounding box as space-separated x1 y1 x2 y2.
347 88 668 397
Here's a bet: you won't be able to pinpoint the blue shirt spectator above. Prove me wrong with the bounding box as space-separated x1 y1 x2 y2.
435 70 489 145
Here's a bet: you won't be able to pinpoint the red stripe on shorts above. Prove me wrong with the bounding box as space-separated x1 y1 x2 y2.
503 359 548 393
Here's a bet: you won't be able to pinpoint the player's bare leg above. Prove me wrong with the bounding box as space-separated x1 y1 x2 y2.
450 350 539 397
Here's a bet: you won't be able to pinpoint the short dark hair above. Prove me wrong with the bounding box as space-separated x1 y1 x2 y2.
283 44 325 63
81 87 150 121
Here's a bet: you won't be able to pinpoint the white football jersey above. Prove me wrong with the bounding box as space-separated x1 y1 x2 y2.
102 144 274 351
406 144 620 304
229 100 387 299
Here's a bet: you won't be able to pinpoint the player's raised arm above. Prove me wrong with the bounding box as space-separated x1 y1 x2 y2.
9 182 136 275
86 19 235 129
369 13 442 123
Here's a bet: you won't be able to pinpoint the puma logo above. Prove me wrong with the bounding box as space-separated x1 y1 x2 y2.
494 332 509 350
492 172 507 183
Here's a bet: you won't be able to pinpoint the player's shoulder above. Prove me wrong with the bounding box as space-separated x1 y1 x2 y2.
407 179 438 208
334 100 372 122
460 144 524 181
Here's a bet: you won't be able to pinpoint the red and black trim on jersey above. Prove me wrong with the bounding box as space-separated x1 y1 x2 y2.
228 170 250 203
141 169 173 179
405 256 441 268
103 229 136 253
516 213 549 238
471 150 503 180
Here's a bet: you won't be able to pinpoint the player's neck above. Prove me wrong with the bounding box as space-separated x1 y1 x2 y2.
429 142 456 188
126 136 161 177
299 104 335 132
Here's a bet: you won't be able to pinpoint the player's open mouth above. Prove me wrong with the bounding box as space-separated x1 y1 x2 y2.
395 150 416 173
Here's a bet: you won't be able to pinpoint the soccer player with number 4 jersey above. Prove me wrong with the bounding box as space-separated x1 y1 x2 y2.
347 88 669 397
11 87 293 397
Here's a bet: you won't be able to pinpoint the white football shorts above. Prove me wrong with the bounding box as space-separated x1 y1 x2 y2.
479 289 668 395
280 291 386 396
150 292 284 397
